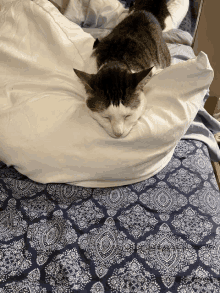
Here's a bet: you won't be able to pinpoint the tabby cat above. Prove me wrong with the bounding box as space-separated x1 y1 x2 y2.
74 0 171 138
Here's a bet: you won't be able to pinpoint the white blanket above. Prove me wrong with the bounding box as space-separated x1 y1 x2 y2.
0 0 215 187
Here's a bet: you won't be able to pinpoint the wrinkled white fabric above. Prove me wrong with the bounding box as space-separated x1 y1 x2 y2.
64 0 128 29
0 0 214 187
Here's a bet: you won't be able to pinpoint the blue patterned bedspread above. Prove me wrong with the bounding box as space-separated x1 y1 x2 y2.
0 138 220 292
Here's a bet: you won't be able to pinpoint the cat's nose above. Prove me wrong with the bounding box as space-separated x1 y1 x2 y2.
114 132 123 138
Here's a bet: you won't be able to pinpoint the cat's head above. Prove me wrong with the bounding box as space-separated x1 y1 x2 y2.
73 63 153 138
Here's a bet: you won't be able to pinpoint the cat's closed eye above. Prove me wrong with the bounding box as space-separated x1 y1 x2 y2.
103 115 131 121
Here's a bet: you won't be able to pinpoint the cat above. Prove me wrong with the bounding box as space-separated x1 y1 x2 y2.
73 0 171 139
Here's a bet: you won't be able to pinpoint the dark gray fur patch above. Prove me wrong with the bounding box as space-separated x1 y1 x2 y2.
85 0 171 112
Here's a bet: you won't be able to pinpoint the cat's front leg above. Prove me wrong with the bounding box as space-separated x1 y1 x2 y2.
163 0 189 32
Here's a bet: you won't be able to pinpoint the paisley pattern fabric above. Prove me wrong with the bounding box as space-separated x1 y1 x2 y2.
0 139 220 292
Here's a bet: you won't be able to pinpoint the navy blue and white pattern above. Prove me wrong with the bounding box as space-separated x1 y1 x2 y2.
0 138 220 292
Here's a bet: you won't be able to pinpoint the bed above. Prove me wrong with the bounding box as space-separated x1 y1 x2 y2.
0 0 220 292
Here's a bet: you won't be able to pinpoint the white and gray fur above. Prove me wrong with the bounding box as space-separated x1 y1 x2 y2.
74 0 171 138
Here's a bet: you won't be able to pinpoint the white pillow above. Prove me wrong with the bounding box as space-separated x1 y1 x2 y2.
0 0 214 187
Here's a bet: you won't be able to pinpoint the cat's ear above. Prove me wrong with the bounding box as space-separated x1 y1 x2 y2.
93 38 100 49
132 66 154 89
73 69 95 91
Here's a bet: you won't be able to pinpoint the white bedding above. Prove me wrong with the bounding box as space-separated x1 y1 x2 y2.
0 0 215 187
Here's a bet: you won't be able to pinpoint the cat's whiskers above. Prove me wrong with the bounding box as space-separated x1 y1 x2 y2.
97 63 107 71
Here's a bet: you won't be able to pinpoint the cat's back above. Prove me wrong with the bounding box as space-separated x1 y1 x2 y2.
111 10 162 35
93 10 162 50
92 11 170 70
